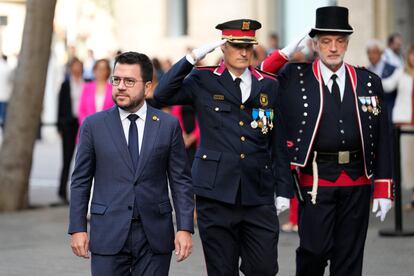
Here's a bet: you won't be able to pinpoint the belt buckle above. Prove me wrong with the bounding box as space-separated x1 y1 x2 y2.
338 151 350 164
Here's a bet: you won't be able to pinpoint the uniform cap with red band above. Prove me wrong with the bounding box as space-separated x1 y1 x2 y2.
215 19 261 44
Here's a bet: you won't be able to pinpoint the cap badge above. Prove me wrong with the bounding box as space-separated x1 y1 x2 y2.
242 21 250 30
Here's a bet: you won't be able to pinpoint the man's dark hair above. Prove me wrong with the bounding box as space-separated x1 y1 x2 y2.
387 32 402 46
114 51 153 82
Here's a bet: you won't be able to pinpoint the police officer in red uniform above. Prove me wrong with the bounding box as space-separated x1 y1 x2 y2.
261 6 393 276
155 19 294 275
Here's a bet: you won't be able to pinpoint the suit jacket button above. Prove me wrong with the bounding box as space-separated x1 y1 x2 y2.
239 121 244 126
202 154 207 159
128 206 132 210
240 153 246 159
240 104 245 110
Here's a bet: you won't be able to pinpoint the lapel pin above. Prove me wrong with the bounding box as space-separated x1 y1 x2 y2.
152 115 159 121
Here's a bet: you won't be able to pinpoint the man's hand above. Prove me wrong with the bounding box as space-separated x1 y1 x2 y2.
276 196 290 215
174 230 193 262
187 39 227 64
71 232 90 258
372 198 392 222
183 133 197 148
280 34 311 60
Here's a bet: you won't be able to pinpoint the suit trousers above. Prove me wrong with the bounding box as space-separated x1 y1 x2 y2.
296 185 371 276
58 121 78 201
91 219 172 276
196 196 279 276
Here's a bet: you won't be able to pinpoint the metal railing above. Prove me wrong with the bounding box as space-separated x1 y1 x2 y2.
379 126 414 237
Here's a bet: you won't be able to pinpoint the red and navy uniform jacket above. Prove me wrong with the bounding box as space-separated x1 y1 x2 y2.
154 57 294 205
261 51 393 199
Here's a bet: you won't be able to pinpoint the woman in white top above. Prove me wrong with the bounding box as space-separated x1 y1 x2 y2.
382 43 414 210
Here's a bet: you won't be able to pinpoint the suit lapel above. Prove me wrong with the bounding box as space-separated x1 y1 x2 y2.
134 106 160 181
247 74 262 103
104 106 134 174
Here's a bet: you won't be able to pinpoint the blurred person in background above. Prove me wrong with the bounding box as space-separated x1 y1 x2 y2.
170 105 200 164
382 32 404 68
382 43 414 211
367 39 397 122
78 59 113 126
152 57 165 81
252 44 267 67
0 54 13 132
83 49 96 82
57 57 84 203
266 32 280 55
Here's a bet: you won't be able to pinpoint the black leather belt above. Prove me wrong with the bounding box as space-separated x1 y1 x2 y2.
315 150 361 164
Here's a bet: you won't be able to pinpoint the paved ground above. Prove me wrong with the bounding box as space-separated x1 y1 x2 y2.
1 136 414 275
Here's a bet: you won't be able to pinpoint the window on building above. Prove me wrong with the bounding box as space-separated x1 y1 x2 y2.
167 0 188 36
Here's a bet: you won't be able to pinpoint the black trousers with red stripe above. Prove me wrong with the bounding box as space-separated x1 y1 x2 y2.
296 185 371 276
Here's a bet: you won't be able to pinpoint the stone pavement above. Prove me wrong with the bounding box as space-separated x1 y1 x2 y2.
0 137 414 275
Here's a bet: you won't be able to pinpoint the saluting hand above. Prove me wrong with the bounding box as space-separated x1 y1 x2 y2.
174 230 193 262
187 39 227 64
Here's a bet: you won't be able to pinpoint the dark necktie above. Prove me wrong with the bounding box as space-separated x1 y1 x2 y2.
127 114 139 169
234 77 242 102
331 74 341 106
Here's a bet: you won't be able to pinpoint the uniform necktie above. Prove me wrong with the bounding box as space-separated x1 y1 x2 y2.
331 74 341 106
127 114 139 169
234 77 242 102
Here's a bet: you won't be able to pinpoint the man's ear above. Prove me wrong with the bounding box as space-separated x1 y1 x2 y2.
145 81 153 91
220 43 226 53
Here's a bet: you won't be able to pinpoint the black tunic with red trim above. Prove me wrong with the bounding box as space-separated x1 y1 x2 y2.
262 54 393 199
154 57 294 205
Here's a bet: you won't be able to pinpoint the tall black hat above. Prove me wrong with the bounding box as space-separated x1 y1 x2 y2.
309 6 353 38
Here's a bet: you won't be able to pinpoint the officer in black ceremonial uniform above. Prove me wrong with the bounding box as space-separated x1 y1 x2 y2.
262 6 394 276
154 19 293 276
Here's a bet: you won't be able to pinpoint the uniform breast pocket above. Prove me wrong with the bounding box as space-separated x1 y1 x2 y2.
203 102 231 128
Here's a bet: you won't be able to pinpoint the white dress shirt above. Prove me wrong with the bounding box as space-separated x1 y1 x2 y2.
119 101 147 154
320 61 346 102
228 68 252 103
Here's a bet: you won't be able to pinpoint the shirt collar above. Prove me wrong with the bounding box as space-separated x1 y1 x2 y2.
320 61 346 84
228 68 251 85
118 101 147 122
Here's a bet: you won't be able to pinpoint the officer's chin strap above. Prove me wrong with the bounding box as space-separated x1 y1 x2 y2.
307 151 318 205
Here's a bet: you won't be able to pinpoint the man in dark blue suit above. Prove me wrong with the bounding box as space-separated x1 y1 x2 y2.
68 52 194 276
154 19 293 276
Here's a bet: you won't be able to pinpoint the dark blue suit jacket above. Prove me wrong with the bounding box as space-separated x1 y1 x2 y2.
68 104 194 255
154 58 293 205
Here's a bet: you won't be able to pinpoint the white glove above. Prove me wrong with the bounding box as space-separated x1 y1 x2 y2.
186 39 227 65
280 34 311 60
275 196 290 215
372 198 392 222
